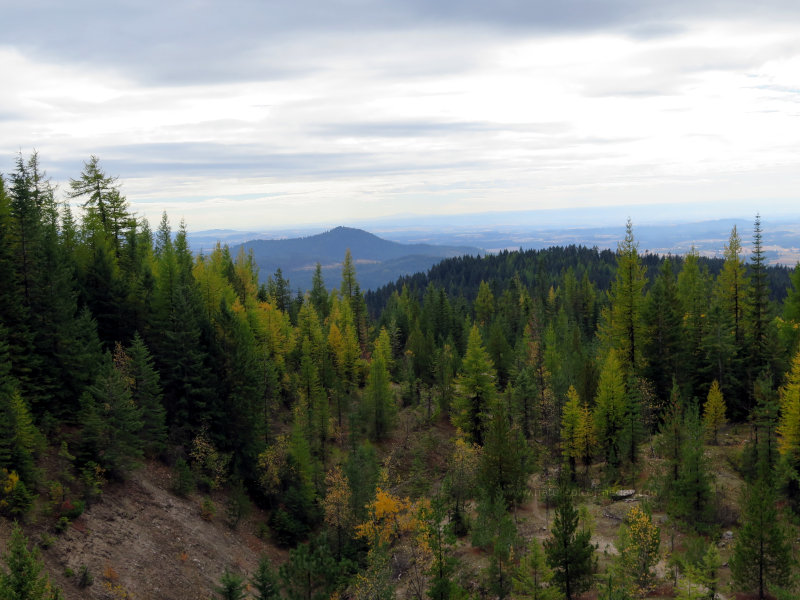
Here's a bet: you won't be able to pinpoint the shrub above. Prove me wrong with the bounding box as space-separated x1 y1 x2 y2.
78 565 94 588
201 497 216 521
172 458 195 497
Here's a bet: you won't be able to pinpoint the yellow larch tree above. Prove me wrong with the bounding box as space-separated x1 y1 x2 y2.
702 379 727 445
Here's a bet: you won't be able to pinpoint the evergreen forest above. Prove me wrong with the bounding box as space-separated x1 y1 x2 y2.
3 153 800 599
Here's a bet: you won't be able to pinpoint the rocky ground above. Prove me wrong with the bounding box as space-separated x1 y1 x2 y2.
1 463 284 600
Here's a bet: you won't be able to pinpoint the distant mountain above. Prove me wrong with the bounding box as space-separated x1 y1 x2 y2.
230 226 482 292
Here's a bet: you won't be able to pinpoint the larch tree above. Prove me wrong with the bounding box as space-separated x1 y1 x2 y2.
593 351 627 469
702 380 727 445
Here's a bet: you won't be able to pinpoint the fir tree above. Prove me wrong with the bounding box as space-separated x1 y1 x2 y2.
126 333 167 457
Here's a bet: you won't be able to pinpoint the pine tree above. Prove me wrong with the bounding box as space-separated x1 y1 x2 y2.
677 248 710 402
309 262 329 319
715 225 748 414
730 474 794 599
214 570 246 600
363 352 395 441
702 380 727 445
643 258 682 402
479 398 533 506
251 555 281 600
452 324 497 445
671 403 714 531
513 537 558 600
279 541 337 600
544 477 595 600
0 522 62 600
599 219 647 374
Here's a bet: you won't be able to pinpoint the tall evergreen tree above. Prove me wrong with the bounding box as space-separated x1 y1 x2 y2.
643 258 682 403
593 351 627 469
126 333 167 457
599 219 647 374
730 474 794 599
0 522 62 600
452 324 496 445
544 477 595 600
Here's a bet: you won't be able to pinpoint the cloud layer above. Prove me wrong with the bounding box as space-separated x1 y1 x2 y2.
2 1 800 228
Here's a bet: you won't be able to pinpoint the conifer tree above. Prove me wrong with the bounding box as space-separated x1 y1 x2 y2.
214 570 246 600
594 351 626 469
251 555 281 600
513 537 558 600
599 219 647 374
452 324 496 445
677 248 710 401
544 477 595 600
480 398 533 506
126 333 167 457
671 403 714 531
702 380 727 445
79 351 144 478
778 350 800 469
730 474 794 599
643 258 682 402
363 351 395 442
716 225 748 413
68 155 123 244
0 522 62 600
747 214 772 379
310 262 329 319
561 386 582 479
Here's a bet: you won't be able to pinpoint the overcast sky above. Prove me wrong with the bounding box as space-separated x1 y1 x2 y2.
2 1 800 230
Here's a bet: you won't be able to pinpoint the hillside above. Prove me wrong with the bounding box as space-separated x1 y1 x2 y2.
231 226 481 292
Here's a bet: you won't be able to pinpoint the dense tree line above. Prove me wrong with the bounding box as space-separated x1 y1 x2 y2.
1 154 799 599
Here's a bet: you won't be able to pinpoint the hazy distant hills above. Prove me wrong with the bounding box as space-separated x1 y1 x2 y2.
228 226 482 292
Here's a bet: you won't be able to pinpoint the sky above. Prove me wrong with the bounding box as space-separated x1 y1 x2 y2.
2 1 800 231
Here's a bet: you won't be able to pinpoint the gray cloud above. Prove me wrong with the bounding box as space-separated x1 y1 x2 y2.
6 1 800 85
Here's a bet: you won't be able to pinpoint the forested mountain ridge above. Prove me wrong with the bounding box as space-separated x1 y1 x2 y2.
231 226 481 292
2 153 800 599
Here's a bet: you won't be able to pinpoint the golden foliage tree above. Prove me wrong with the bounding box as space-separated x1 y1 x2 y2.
703 379 727 444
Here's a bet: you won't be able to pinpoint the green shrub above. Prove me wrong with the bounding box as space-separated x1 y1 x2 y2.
172 458 195 497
